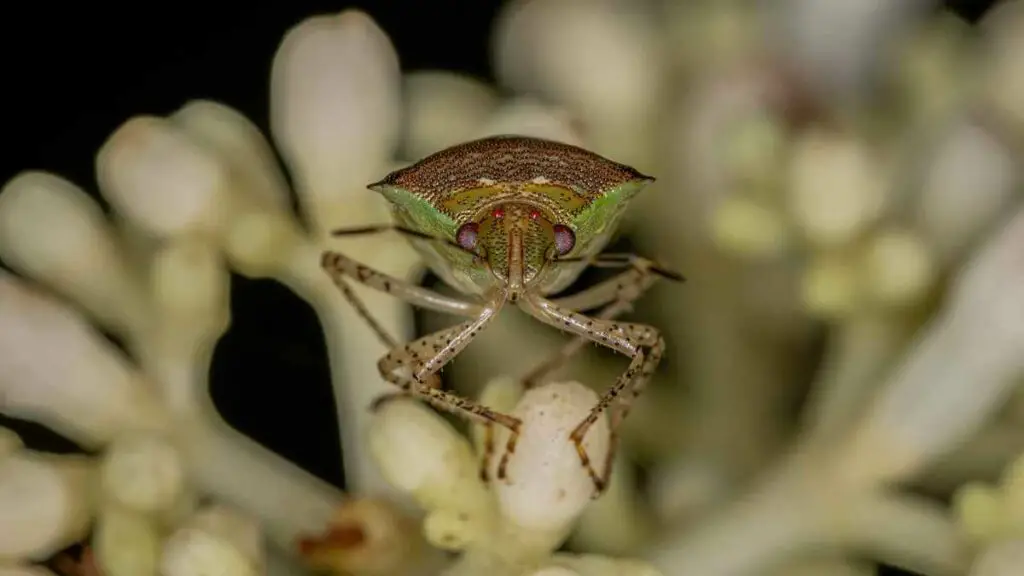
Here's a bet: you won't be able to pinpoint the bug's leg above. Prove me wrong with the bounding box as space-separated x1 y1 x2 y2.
321 251 483 317
377 301 522 482
321 252 477 401
328 273 400 349
521 259 661 388
518 294 664 496
324 264 438 406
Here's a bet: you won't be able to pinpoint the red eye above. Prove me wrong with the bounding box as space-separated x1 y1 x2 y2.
553 224 575 256
456 222 480 250
492 207 505 220
529 209 541 221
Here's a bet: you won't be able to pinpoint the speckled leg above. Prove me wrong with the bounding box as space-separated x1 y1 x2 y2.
376 302 522 482
519 294 664 496
522 258 661 388
321 251 481 399
321 251 483 318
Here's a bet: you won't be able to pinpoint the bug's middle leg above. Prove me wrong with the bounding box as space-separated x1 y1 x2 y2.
376 302 522 481
518 294 664 495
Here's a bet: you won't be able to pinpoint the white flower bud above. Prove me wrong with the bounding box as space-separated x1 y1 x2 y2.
915 119 1020 265
270 10 400 207
493 0 661 124
101 433 184 515
710 196 790 258
0 452 93 561
188 505 264 567
787 129 886 247
160 530 255 576
490 381 610 533
96 116 231 238
423 509 477 551
93 505 160 576
970 538 1024 576
722 110 790 191
368 399 489 514
221 209 304 279
0 272 167 447
403 71 499 159
954 482 1005 543
160 505 263 576
860 228 936 307
172 100 291 211
801 253 861 318
0 172 144 333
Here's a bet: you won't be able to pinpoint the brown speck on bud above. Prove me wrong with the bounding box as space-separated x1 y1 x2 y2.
51 545 103 576
297 496 426 576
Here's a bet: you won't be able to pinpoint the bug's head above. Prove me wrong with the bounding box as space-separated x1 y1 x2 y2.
454 202 575 301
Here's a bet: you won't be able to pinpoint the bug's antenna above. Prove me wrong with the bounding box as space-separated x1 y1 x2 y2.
552 253 686 282
331 224 482 259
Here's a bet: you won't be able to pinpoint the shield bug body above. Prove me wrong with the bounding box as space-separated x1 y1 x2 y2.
321 135 682 495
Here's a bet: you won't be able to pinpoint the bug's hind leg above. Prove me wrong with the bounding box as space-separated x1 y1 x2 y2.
518 294 664 496
376 303 522 483
581 328 664 494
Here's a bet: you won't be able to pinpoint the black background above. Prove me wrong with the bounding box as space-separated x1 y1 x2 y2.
0 1 998 574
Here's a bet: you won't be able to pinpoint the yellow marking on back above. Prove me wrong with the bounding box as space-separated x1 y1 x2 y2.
524 184 589 212
442 186 505 214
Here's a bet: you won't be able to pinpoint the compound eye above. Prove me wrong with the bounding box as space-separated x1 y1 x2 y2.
456 222 480 251
553 224 576 256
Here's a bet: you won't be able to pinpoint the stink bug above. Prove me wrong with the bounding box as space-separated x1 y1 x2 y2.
321 135 683 495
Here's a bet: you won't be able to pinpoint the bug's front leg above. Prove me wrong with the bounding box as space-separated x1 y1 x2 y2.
521 257 662 388
376 300 523 481
321 251 483 318
321 251 485 399
518 294 664 496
